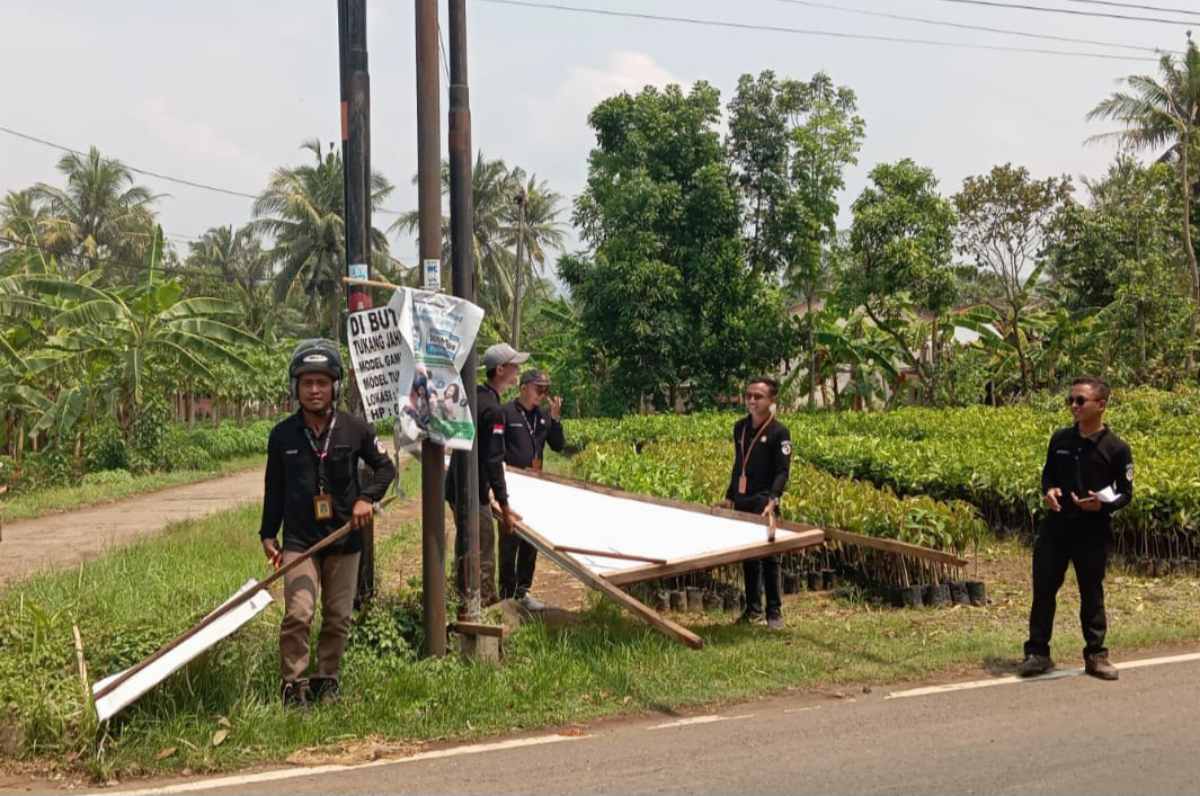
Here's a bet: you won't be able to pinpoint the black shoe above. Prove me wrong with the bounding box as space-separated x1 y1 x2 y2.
766 614 785 631
736 610 765 625
1017 654 1054 677
281 679 311 708
1085 653 1119 681
309 677 341 704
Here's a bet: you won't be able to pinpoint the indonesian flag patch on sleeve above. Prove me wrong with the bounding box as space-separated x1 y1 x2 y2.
493 423 505 435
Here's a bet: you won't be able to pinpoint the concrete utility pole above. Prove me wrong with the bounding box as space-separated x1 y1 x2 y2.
415 0 446 656
447 0 481 622
339 0 375 605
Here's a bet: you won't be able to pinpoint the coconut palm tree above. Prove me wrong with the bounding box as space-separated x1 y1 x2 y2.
392 153 566 346
254 139 394 340
1087 35 1200 372
31 146 160 280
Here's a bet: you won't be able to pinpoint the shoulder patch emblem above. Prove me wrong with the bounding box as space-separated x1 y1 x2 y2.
781 440 792 457
375 438 387 455
1126 463 1134 483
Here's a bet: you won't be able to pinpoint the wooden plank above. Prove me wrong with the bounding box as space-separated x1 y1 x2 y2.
822 528 968 568
554 546 668 565
603 529 825 586
510 467 966 568
499 507 704 650
449 621 506 638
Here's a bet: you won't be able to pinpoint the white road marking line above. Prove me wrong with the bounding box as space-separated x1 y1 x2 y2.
88 734 588 796
648 714 753 730
886 650 1200 700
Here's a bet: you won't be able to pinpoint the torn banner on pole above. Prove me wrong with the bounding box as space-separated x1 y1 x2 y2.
347 287 483 452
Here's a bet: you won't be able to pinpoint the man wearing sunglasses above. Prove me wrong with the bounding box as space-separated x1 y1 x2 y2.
499 369 566 609
720 377 792 630
1018 376 1133 681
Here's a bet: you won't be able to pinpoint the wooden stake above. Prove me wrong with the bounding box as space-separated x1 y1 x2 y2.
72 624 92 714
342 276 401 291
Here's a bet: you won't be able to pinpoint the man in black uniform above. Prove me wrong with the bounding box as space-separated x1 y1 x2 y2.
720 377 792 631
1019 376 1133 681
260 340 396 707
448 342 526 607
499 369 566 609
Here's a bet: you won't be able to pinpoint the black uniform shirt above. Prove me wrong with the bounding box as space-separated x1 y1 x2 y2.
1041 424 1133 526
725 415 792 511
502 401 565 469
445 383 510 506
259 410 396 554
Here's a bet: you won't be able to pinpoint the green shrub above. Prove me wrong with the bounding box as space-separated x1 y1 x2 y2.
83 417 128 472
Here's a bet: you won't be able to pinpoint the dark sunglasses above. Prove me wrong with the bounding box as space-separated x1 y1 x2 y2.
1066 395 1095 407
534 385 549 394
745 391 769 400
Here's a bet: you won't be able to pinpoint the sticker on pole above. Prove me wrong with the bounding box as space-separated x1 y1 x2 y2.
348 262 369 281
347 287 483 451
423 258 441 292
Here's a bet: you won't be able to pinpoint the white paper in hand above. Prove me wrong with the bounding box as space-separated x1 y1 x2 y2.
1094 486 1121 504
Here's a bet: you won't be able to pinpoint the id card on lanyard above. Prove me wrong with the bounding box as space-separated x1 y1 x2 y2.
738 418 771 495
518 408 544 471
305 414 338 521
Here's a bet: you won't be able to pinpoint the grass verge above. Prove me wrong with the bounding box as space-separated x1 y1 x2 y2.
1 503 1198 784
0 455 265 523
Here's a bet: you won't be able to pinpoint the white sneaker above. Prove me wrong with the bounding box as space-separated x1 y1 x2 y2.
518 594 546 611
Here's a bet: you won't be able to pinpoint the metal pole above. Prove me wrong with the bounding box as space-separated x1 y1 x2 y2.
340 0 376 607
415 0 446 657
447 0 481 622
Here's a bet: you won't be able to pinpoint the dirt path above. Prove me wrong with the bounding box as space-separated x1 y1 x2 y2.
0 467 267 587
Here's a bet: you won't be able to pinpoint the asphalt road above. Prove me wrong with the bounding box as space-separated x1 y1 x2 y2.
86 651 1200 796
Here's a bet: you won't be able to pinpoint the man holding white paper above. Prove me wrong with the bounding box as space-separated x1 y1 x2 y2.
1019 377 1133 681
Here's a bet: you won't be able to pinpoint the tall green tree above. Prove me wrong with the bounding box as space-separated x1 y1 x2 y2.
31 147 160 282
953 164 1074 394
254 139 394 340
1087 35 1200 373
726 70 791 276
563 82 796 411
841 159 958 403
781 72 865 408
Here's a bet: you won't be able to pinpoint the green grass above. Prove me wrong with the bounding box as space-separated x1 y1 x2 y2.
2 502 1198 782
0 455 265 523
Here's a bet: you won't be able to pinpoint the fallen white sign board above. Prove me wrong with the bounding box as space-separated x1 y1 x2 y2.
93 579 272 721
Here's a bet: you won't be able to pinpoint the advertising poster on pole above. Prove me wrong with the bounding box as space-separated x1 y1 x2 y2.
347 287 483 452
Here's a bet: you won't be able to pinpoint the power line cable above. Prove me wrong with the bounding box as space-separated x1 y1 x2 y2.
476 0 1158 61
927 0 1195 27
774 0 1166 53
0 124 404 215
1063 0 1200 20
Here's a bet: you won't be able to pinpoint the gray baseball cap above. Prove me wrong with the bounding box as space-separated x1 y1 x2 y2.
520 369 550 387
482 342 530 369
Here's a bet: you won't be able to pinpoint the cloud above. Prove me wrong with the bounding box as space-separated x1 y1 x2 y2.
525 51 678 149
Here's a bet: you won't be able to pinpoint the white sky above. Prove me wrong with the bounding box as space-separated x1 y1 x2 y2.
1 0 1186 269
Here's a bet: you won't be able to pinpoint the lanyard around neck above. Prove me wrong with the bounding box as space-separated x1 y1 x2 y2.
303 414 338 491
739 416 772 480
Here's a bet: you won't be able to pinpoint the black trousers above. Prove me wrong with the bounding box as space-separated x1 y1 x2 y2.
734 494 781 617
1025 519 1110 658
743 555 782 617
453 504 498 606
499 534 538 600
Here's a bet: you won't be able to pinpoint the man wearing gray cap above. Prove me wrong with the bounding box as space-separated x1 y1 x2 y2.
500 369 566 609
446 342 527 606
